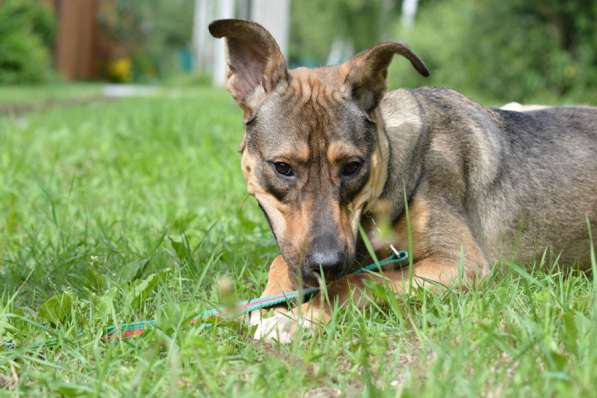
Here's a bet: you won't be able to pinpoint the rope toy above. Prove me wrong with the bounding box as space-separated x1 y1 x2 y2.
104 248 408 339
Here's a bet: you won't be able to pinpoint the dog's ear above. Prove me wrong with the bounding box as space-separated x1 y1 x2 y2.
209 19 288 117
344 42 429 112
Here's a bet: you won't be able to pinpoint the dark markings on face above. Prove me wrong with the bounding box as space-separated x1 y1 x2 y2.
257 202 278 242
242 76 381 283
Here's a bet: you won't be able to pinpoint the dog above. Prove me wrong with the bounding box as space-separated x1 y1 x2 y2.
209 19 597 342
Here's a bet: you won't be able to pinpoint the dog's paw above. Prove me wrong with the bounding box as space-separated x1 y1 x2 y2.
248 309 263 327
248 307 285 327
252 309 313 344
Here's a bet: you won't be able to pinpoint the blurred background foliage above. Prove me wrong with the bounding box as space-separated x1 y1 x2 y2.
0 0 55 84
97 0 195 82
0 0 595 104
387 0 597 104
290 0 597 104
289 0 395 66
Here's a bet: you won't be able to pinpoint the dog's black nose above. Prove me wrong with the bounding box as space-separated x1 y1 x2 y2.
302 232 347 283
305 250 345 275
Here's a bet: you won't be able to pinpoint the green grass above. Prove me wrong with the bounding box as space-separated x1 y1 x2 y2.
0 87 596 397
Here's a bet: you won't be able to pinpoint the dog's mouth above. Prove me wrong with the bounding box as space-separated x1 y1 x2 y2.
299 268 333 288
299 270 321 288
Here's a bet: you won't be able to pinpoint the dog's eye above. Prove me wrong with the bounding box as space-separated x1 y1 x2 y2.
273 162 294 177
341 161 362 177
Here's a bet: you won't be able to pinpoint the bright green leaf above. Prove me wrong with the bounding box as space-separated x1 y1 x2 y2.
38 292 75 326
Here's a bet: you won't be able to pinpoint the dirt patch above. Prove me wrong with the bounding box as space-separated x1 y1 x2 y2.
0 364 18 390
0 96 116 116
304 387 342 398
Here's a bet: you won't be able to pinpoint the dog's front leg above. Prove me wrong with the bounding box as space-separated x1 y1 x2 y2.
251 256 330 343
249 256 296 332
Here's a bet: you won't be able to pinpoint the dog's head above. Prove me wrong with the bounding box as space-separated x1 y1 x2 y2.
210 19 428 286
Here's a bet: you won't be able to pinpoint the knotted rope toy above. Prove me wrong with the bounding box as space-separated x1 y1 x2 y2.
104 248 408 339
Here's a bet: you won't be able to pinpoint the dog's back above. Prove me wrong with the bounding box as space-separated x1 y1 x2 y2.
382 88 597 268
486 106 597 266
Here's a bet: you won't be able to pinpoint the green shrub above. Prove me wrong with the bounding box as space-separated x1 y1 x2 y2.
0 0 55 84
389 0 597 105
0 29 48 84
1 0 56 48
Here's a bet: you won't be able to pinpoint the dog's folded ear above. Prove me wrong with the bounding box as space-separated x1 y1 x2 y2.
209 19 288 117
344 42 429 112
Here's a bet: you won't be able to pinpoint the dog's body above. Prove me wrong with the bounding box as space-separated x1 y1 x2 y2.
377 88 597 269
209 19 597 342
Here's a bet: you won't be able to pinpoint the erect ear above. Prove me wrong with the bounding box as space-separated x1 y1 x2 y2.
344 42 430 112
209 19 288 118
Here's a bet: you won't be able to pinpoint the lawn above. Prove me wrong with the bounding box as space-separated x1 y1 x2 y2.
0 87 596 397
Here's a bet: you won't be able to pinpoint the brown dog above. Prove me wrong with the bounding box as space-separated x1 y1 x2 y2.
209 19 597 342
